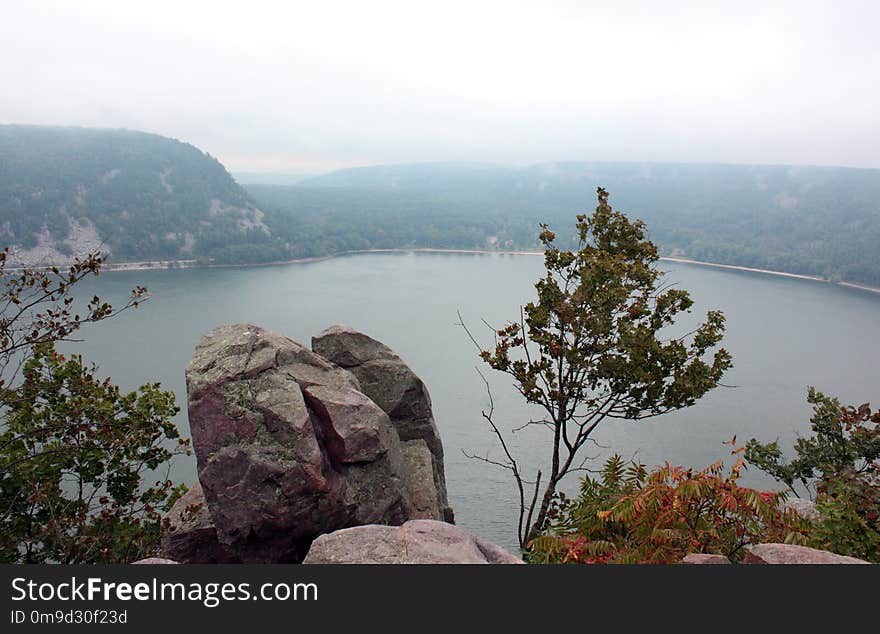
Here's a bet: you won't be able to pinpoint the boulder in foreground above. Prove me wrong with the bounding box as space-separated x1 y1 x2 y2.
183 323 451 562
303 520 522 564
742 543 870 564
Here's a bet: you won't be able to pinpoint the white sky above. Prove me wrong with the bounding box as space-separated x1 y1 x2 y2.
1 0 878 171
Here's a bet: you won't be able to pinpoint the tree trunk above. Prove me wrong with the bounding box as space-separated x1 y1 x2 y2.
527 479 558 544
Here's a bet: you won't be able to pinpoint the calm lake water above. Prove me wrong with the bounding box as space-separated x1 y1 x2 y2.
69 253 880 551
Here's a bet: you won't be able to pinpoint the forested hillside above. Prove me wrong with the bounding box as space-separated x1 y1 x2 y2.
3 125 880 287
0 125 291 265
250 161 880 286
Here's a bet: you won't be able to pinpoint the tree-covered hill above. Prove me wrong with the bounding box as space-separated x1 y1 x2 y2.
250 161 880 286
3 125 880 287
0 125 291 265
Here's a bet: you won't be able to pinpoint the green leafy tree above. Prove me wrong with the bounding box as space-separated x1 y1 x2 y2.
462 188 732 549
0 250 188 563
746 389 880 561
0 344 187 563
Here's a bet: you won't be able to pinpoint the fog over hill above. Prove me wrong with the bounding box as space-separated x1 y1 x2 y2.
253 161 880 286
3 125 880 287
0 125 286 265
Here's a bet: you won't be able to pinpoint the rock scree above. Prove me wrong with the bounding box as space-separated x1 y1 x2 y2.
179 323 457 563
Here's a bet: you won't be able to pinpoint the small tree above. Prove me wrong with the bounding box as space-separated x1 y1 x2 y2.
0 250 188 562
746 389 880 561
462 188 732 549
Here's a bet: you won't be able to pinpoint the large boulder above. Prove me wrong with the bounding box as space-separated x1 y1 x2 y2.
302 520 522 564
742 543 870 564
312 325 453 522
184 323 449 563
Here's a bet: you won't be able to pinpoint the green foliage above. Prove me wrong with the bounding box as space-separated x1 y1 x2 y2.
0 249 187 562
531 452 809 564
810 472 880 561
466 189 731 548
746 389 880 562
0 345 188 563
248 184 536 258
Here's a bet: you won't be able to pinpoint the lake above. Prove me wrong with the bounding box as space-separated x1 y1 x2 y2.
69 253 880 552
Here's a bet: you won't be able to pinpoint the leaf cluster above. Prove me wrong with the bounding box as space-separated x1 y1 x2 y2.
746 389 880 561
0 344 189 563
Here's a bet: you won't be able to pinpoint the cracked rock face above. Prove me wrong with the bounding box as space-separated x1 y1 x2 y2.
312 325 454 523
183 323 449 563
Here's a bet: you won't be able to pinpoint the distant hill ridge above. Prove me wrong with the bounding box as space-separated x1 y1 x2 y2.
3 125 880 287
256 160 880 286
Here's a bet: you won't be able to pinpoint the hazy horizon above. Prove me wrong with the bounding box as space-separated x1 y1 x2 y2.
2 1 879 172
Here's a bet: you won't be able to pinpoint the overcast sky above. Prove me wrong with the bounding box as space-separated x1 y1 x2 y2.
1 0 878 171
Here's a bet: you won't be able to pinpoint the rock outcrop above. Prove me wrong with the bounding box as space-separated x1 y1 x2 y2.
181 323 452 563
742 543 870 564
312 325 454 522
302 520 522 564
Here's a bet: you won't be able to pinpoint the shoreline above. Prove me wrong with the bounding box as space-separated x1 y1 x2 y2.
82 248 880 296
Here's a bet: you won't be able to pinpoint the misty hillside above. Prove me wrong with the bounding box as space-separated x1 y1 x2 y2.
0 125 294 265
250 161 880 286
3 125 880 287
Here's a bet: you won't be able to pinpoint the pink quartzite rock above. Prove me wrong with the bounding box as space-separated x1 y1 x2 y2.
302 520 523 564
312 325 453 522
681 553 731 564
132 558 178 564
742 543 871 564
302 384 392 464
184 324 448 563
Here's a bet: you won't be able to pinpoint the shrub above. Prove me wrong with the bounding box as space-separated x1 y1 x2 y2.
530 449 809 564
746 389 880 562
